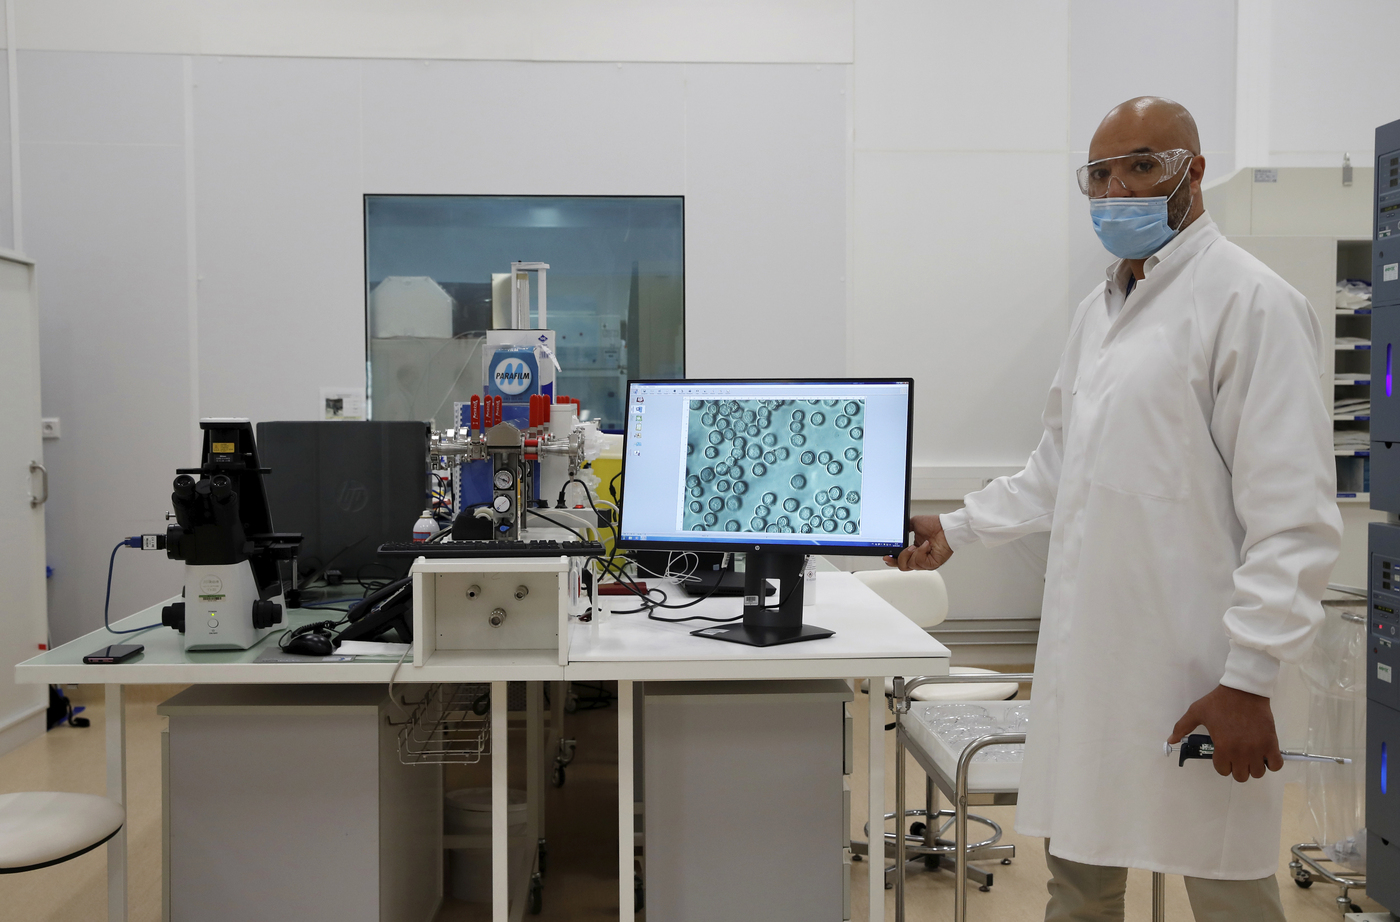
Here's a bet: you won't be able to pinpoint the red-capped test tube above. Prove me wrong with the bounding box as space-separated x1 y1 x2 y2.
470 395 481 433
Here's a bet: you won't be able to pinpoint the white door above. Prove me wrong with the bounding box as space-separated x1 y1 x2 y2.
0 253 48 754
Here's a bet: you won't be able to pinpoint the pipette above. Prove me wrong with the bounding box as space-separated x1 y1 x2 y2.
1163 734 1351 766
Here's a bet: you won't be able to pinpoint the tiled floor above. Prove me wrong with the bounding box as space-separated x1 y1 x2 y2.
0 683 1385 921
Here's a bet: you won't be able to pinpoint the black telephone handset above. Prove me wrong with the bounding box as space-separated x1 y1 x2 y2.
337 576 413 645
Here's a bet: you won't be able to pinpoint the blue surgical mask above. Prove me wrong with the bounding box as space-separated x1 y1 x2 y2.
1088 170 1191 259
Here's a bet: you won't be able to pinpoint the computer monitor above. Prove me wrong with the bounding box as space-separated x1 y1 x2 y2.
617 378 913 646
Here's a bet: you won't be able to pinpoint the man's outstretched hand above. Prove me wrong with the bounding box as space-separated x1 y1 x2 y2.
1168 684 1283 782
883 514 954 571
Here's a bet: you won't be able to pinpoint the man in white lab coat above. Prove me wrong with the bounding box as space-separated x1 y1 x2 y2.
888 97 1342 920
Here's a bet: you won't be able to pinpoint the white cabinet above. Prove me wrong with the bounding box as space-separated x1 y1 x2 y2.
0 252 48 755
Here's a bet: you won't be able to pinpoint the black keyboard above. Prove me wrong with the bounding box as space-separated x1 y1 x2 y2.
378 539 607 559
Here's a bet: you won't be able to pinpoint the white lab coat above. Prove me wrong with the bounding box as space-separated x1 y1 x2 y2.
941 215 1342 879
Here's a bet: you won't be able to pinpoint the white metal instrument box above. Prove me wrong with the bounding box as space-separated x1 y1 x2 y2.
411 557 582 669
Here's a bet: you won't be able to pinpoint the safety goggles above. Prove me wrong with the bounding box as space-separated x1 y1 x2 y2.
1075 149 1194 198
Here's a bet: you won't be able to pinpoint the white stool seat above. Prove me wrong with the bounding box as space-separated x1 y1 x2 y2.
0 792 125 872
862 667 1021 703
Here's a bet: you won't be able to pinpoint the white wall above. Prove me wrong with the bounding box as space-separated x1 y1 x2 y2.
16 1 1400 638
22 49 850 642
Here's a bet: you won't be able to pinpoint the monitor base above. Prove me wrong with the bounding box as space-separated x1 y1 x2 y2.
690 622 834 647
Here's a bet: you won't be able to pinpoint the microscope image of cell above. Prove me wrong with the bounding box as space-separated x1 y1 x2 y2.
682 397 865 534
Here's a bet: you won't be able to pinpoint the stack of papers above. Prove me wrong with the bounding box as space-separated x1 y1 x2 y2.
1335 430 1371 451
1334 398 1371 417
1336 336 1371 348
1337 279 1373 309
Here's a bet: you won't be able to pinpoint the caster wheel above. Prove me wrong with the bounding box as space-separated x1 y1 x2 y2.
1350 905 1363 914
528 875 543 914
852 853 863 862
538 841 548 876
923 855 941 871
910 821 928 837
635 873 645 912
885 880 893 890
1001 859 1012 865
565 696 578 714
1293 877 1312 889
552 764 566 787
979 885 991 893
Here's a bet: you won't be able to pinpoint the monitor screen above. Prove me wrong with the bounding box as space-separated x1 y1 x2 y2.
617 379 912 555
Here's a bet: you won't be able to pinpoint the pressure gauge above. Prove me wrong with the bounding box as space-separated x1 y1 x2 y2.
493 494 513 514
494 469 515 490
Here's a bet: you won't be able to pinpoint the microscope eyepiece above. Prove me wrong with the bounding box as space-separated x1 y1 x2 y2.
172 474 196 499
210 474 234 501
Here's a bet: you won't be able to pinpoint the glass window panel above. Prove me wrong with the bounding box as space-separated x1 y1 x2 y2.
364 194 685 431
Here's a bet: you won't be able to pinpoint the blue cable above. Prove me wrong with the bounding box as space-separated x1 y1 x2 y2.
104 538 162 635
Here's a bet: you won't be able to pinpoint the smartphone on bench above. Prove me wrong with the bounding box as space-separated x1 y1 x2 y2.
83 644 144 664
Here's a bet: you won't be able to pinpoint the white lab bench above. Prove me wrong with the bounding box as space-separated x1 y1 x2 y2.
16 569 950 922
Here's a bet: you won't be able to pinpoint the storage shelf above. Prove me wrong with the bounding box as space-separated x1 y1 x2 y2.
1335 450 1371 456
1334 374 1371 384
1335 307 1372 315
1337 493 1370 503
1333 414 1370 421
1335 341 1372 350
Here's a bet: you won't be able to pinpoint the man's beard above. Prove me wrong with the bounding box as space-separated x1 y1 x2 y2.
1166 174 1192 228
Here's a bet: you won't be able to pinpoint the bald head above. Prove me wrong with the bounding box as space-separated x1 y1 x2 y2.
1090 97 1200 161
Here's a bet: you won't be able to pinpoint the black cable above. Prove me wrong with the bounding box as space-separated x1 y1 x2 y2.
104 540 162 635
589 553 739 622
524 508 591 542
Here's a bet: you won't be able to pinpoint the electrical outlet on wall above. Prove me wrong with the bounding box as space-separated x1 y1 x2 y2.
41 418 60 440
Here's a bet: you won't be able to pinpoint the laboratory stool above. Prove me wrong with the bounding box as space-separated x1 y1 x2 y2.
0 791 125 873
852 569 1021 703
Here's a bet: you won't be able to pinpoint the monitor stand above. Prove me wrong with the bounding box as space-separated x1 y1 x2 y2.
690 551 833 647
